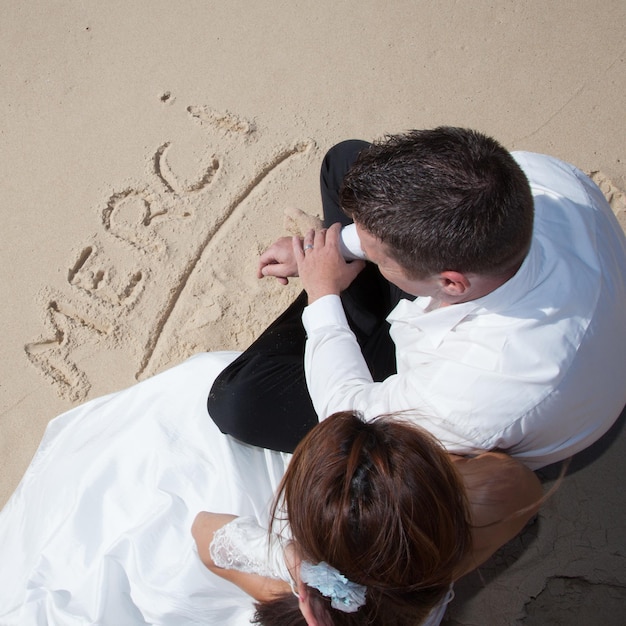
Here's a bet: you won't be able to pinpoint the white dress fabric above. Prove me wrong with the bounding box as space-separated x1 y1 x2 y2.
0 351 453 626
209 515 292 582
0 352 291 626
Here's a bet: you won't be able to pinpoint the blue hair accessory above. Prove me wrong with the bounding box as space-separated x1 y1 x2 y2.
299 560 367 613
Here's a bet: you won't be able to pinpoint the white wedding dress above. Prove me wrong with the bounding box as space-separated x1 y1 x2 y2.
0 352 291 626
0 352 452 626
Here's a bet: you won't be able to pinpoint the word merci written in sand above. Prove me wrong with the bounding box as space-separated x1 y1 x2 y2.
25 105 318 402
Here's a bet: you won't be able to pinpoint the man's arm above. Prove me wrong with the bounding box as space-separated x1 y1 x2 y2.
291 226 461 446
293 225 428 430
292 224 365 302
257 236 299 285
258 223 365 285
301 291 500 457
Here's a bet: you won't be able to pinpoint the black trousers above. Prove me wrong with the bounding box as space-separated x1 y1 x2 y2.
207 140 413 452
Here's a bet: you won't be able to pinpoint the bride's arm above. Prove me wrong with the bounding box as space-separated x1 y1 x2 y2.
192 512 292 601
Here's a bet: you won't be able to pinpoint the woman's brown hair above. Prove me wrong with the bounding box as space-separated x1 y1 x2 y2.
254 411 472 625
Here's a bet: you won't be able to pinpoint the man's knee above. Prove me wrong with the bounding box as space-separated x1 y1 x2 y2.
320 139 371 227
323 139 370 165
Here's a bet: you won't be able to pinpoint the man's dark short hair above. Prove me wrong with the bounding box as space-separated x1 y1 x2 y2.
339 127 534 278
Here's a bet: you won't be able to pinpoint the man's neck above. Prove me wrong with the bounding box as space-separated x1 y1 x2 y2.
438 262 522 307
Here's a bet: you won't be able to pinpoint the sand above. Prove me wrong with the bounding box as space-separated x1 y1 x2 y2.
1 1 625 623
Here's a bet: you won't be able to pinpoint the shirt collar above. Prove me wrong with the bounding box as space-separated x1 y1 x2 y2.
386 238 542 347
472 235 543 313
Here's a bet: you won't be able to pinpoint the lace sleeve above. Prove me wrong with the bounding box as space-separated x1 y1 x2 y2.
209 516 291 582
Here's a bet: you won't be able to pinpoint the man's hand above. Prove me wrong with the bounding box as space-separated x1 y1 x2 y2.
257 236 300 285
293 223 365 303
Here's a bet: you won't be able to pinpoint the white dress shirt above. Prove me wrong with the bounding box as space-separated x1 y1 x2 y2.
302 152 626 469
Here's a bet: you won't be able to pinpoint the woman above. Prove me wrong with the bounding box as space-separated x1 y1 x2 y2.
0 353 540 625
194 411 469 625
193 411 541 626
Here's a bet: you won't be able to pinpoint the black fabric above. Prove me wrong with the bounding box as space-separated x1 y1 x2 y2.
208 139 412 452
208 290 317 452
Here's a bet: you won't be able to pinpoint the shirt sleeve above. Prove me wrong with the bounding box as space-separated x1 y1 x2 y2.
302 295 375 419
339 224 366 260
301 296 487 456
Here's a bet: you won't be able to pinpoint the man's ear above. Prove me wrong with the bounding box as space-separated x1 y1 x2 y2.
438 270 471 297
297 579 322 626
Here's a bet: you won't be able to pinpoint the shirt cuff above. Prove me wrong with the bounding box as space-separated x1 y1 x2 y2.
302 295 350 332
339 224 366 260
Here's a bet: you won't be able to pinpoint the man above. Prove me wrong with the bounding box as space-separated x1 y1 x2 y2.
209 127 626 470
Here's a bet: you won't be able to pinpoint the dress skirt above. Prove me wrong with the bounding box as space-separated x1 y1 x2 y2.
0 352 290 626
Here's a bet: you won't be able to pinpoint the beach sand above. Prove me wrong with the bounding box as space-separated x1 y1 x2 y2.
1 2 625 623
